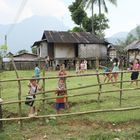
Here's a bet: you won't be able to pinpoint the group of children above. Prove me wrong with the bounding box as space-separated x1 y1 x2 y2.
26 58 140 117
75 60 87 74
102 58 140 86
101 58 120 84
26 64 67 117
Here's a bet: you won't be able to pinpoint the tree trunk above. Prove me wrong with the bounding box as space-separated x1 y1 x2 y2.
99 0 102 37
0 105 2 130
91 0 94 34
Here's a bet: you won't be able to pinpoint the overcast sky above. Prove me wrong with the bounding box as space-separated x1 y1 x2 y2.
0 0 140 37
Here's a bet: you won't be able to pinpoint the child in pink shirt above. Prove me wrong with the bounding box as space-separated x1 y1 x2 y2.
130 59 140 86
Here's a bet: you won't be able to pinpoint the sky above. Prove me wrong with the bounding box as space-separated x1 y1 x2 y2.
0 0 140 37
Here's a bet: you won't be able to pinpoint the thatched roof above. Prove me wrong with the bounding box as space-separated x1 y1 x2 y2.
32 31 109 47
125 40 140 51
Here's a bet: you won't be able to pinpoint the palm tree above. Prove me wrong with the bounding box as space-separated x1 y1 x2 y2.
82 0 95 34
82 0 117 36
96 0 117 37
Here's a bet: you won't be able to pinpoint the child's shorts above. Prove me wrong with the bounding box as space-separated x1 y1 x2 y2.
56 103 65 110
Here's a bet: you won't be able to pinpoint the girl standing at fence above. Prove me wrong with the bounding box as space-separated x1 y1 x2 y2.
58 64 69 108
26 78 42 117
58 64 67 82
130 59 140 87
55 79 66 114
110 58 120 84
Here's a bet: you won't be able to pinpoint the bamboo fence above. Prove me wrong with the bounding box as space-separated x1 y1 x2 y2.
0 69 140 129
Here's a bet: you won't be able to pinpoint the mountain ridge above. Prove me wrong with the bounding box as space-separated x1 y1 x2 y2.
0 15 69 54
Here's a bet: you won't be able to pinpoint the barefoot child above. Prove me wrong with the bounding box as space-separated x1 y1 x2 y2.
26 78 42 117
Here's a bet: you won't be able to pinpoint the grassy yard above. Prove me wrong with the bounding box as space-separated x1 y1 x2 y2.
0 70 140 140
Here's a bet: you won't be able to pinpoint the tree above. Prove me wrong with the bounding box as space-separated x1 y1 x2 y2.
82 14 109 37
0 44 8 58
69 26 84 32
69 0 87 27
82 0 95 34
17 49 28 55
135 25 140 40
32 47 37 54
83 0 117 37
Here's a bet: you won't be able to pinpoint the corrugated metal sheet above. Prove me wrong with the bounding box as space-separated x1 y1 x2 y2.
32 31 110 47
125 40 140 50
43 31 106 44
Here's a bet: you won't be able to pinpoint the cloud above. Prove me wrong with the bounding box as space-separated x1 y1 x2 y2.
28 0 68 19
0 0 69 24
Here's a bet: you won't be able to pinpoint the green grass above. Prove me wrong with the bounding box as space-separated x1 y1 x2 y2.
0 70 140 140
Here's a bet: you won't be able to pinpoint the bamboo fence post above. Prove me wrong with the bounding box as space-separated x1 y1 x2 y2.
120 71 123 106
96 57 102 103
0 103 2 130
96 70 102 103
11 58 23 128
0 83 3 130
42 66 46 124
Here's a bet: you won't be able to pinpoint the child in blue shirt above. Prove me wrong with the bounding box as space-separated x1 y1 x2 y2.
34 64 40 83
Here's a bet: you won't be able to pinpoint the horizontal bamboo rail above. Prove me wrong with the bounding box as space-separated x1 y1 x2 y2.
0 78 140 96
1 70 140 83
0 106 140 121
1 87 140 105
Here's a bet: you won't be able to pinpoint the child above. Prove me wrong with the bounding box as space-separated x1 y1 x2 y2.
84 59 87 72
55 79 66 114
75 61 80 75
80 61 85 74
58 64 67 82
103 66 111 83
110 58 120 84
130 59 140 86
58 64 69 108
100 65 111 83
26 78 42 117
34 64 40 83
45 56 50 72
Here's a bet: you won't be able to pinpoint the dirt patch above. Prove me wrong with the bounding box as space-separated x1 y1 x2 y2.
29 119 140 140
60 119 140 130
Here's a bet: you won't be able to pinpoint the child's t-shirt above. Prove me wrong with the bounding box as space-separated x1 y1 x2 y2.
34 67 40 77
112 63 119 72
56 90 66 103
28 83 38 97
104 67 110 73
133 63 139 70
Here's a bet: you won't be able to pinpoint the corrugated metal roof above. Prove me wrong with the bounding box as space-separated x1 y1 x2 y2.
125 40 140 50
42 31 106 44
14 52 38 57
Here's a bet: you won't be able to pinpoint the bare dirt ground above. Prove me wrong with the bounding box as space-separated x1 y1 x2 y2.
30 119 140 140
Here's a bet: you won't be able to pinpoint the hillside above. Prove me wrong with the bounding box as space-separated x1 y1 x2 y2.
0 15 69 54
107 25 140 44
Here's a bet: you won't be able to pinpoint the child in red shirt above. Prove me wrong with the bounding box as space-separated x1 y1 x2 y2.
55 79 66 114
